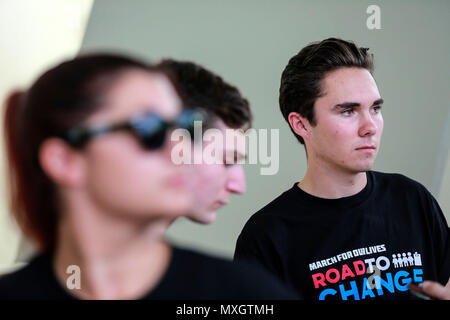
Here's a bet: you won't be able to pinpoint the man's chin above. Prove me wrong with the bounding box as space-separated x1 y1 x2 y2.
352 156 376 171
352 164 374 174
343 161 374 175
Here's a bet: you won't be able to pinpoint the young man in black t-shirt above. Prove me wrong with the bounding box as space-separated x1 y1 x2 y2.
234 38 450 300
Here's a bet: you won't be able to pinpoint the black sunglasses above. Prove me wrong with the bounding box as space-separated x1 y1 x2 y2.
64 109 206 150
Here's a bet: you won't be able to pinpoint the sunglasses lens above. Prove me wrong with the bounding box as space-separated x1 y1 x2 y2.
131 110 205 150
142 127 166 149
132 114 167 150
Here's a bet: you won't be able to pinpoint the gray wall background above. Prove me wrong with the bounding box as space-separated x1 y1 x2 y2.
81 0 450 258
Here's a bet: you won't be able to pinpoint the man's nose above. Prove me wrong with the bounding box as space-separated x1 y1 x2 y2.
358 111 377 137
226 165 246 194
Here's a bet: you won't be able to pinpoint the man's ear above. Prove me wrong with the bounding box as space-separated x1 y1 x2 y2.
288 112 312 141
38 138 86 188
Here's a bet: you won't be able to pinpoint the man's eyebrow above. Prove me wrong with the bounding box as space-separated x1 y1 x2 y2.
372 98 384 106
333 98 384 110
333 102 360 110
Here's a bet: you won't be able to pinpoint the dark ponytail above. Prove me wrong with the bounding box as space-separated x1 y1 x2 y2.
3 89 59 251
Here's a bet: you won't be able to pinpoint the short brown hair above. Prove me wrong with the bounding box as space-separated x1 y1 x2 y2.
279 38 374 144
159 59 252 130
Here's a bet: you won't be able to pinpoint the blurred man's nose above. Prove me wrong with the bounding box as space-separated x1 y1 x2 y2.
226 165 246 194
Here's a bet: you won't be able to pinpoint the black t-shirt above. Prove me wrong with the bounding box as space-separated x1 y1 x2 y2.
0 245 299 300
234 171 450 300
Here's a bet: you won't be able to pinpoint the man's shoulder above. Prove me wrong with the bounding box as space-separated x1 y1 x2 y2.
173 246 234 268
173 246 274 277
371 170 428 193
241 185 298 230
171 246 299 299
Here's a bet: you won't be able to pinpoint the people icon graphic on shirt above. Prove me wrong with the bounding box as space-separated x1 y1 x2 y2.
392 254 399 268
397 254 403 267
392 252 422 268
413 252 422 266
402 253 409 266
407 252 414 266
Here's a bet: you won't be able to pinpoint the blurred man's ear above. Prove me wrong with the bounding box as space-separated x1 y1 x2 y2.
38 138 86 188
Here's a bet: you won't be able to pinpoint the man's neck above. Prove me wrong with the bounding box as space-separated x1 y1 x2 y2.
299 165 368 199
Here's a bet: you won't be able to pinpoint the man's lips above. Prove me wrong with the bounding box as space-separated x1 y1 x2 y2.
355 145 376 151
212 200 229 210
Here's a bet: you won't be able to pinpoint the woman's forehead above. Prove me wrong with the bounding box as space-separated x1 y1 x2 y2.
86 69 182 125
